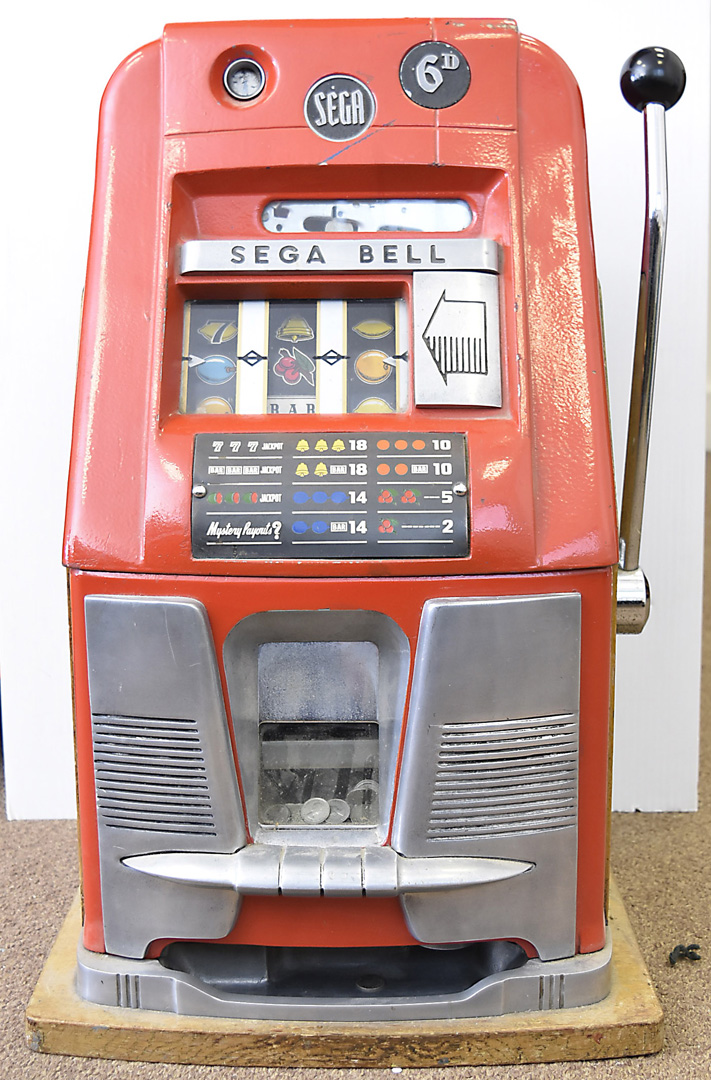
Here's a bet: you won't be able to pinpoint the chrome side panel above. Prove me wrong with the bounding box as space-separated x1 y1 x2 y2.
84 596 246 958
392 594 581 960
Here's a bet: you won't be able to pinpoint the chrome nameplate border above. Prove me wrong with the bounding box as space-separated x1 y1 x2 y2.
180 238 501 275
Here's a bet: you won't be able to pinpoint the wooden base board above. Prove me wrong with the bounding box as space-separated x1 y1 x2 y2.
26 878 663 1068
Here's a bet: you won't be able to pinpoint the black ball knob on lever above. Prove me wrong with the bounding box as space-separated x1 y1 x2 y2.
620 47 686 111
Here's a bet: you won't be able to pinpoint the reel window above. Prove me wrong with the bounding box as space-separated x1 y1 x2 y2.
180 298 408 416
261 198 473 233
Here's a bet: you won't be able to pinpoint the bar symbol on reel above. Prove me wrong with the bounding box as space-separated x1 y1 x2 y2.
422 291 488 384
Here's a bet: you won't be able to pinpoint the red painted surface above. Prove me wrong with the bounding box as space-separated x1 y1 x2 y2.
64 21 617 578
65 21 617 962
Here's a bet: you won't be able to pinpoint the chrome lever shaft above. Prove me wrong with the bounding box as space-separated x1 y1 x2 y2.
616 47 685 633
618 101 668 574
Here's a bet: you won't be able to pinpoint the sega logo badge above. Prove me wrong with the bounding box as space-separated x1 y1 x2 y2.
304 75 376 142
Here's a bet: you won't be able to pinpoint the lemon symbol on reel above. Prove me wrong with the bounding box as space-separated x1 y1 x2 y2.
353 398 394 414
353 318 393 340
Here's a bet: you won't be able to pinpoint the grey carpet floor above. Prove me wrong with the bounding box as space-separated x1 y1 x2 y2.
2 467 710 1078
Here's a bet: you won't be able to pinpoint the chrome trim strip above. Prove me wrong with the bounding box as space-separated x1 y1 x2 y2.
122 846 533 896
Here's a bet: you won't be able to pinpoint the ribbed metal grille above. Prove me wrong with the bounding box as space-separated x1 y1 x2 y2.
92 715 217 836
427 715 578 841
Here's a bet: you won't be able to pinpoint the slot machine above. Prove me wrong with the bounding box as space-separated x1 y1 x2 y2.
64 20 684 1019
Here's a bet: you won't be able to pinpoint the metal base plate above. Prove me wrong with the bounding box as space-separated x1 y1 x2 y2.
76 933 612 1021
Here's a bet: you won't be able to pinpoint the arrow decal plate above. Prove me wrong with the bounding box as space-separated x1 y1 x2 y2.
413 271 501 407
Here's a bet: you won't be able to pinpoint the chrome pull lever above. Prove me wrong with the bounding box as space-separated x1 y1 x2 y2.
616 47 685 634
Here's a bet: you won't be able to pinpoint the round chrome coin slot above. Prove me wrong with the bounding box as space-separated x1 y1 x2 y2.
223 57 266 101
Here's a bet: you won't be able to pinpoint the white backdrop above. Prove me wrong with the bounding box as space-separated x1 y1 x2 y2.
1 1 708 818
